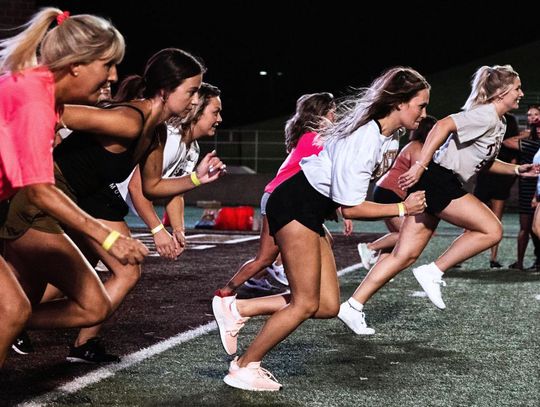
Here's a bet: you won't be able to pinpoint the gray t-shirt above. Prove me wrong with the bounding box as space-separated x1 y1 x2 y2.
433 103 506 184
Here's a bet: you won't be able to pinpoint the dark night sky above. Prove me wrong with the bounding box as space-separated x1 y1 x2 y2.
36 1 540 127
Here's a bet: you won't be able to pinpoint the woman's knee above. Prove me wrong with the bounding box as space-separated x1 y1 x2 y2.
292 299 320 319
112 264 141 289
485 223 503 245
391 251 419 270
1 294 31 329
315 300 340 319
82 294 112 326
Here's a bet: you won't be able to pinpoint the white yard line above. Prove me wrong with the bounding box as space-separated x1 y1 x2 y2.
18 322 216 407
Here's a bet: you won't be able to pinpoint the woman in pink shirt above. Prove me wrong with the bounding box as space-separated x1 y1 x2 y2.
0 8 148 367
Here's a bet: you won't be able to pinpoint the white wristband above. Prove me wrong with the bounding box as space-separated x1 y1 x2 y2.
514 166 520 176
415 161 429 171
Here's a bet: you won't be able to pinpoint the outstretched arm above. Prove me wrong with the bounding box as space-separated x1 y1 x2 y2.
165 195 187 252
61 104 146 139
341 190 427 219
140 148 226 199
127 167 179 259
398 117 456 190
25 183 148 265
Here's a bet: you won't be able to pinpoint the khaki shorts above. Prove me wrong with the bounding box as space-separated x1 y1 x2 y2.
0 165 76 239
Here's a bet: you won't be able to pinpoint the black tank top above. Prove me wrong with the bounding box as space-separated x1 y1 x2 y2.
53 104 145 200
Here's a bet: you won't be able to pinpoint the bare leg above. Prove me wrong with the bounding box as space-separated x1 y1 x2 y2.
367 217 403 253
67 220 141 346
488 199 505 262
0 255 31 367
515 213 532 268
352 213 439 303
6 229 111 329
435 194 503 271
237 221 338 366
220 216 279 295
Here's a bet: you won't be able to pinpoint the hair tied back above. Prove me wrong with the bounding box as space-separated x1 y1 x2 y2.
56 10 70 26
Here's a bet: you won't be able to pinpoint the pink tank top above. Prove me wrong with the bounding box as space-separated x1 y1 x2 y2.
265 132 322 193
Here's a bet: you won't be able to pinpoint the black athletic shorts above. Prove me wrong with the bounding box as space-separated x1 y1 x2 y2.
474 172 516 203
373 185 402 204
266 171 339 237
410 161 467 215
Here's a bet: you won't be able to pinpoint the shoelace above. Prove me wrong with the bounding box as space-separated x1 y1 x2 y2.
433 278 447 287
256 366 279 383
347 302 369 326
227 317 249 337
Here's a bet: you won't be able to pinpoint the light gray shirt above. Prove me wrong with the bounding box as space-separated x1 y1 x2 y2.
434 103 506 184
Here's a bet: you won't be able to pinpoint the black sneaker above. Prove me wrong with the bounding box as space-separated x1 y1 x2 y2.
11 330 34 355
66 337 120 364
490 260 503 268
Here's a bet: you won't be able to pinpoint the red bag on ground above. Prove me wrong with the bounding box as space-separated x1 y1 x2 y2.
214 206 254 230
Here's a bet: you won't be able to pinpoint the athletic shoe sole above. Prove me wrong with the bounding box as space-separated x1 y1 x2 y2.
223 374 281 391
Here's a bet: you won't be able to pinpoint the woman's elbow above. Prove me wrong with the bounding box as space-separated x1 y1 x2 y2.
141 185 160 200
341 207 354 219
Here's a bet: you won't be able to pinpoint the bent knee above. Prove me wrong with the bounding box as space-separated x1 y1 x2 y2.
1 296 31 328
315 302 340 319
114 265 142 288
292 301 320 319
485 223 503 244
84 297 112 326
391 252 419 270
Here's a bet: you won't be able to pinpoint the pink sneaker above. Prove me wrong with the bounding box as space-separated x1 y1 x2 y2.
212 294 249 355
224 357 282 391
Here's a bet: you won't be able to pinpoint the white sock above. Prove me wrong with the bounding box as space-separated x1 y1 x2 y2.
347 297 364 311
429 262 444 277
230 300 242 319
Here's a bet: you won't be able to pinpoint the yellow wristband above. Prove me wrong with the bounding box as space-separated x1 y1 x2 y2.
102 230 120 251
151 223 165 235
190 172 201 187
514 166 520 176
397 202 406 217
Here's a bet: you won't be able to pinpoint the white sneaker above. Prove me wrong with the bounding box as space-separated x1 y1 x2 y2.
412 264 447 309
357 243 378 270
224 357 282 391
266 264 289 286
244 277 277 291
212 295 249 355
337 301 375 335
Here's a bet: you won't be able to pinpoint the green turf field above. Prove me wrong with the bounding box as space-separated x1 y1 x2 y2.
24 231 539 407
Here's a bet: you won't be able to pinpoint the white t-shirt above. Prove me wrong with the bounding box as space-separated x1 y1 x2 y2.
434 103 506 184
301 120 400 206
116 124 200 215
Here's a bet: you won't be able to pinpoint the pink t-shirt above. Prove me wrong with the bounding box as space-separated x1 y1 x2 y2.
265 131 322 193
0 66 58 200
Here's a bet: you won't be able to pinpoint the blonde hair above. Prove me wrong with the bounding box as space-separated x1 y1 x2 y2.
0 7 124 74
462 65 519 111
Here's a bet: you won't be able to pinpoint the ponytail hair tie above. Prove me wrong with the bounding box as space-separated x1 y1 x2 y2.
56 11 70 25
